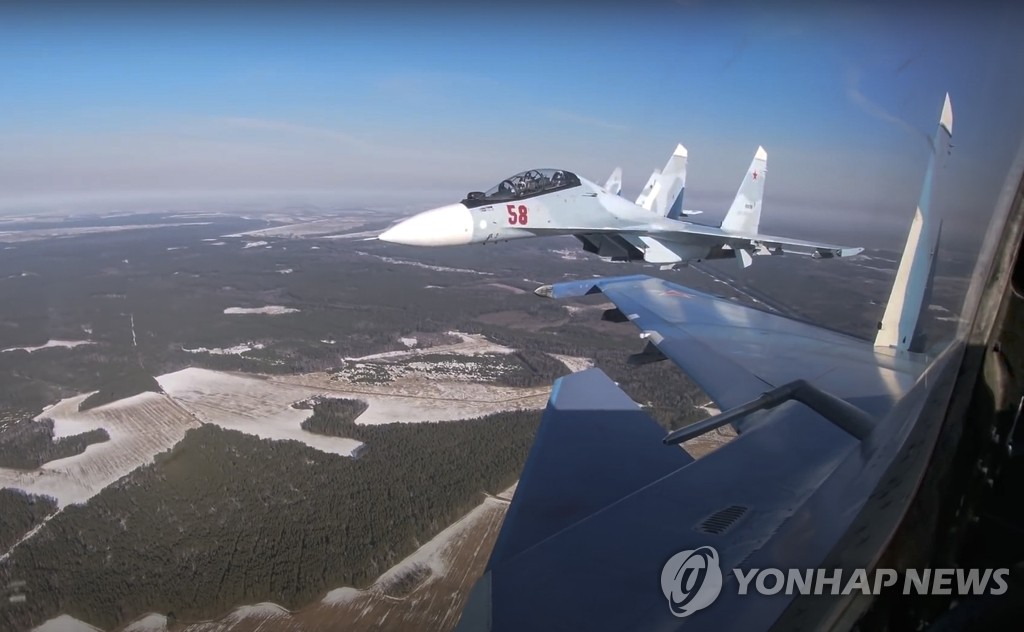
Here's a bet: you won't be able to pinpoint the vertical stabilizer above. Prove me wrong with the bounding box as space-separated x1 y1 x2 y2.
605 167 623 195
874 93 953 352
720 146 767 233
636 144 688 218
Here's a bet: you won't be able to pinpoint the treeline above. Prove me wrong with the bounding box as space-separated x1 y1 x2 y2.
0 489 57 551
78 372 161 411
0 418 110 470
0 409 540 631
300 398 369 435
491 350 571 388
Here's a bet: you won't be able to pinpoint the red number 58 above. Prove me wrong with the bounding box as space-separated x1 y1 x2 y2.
506 204 529 225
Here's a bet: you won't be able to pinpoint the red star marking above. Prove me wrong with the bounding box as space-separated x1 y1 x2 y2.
752 171 759 180
659 289 693 299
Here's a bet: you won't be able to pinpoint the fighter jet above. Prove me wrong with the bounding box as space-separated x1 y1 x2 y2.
454 95 978 632
378 144 864 268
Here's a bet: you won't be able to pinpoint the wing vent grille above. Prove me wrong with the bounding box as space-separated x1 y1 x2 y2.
697 505 748 535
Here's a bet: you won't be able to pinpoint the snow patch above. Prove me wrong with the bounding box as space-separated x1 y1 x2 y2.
548 353 594 373
226 603 290 622
32 615 102 632
3 339 93 353
124 613 168 632
552 248 583 261
224 306 299 315
277 268 294 274
243 240 269 249
354 251 493 275
182 342 265 355
343 332 512 362
399 337 417 348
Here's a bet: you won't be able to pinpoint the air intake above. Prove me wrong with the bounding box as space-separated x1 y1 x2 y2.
697 505 748 535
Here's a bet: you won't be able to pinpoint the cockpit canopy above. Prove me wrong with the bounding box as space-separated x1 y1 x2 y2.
463 169 581 207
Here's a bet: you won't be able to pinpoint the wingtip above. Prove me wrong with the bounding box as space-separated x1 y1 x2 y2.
674 144 688 158
940 92 953 136
755 145 767 161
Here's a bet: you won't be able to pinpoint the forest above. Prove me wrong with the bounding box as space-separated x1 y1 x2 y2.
0 489 57 552
78 372 161 411
300 397 368 434
0 406 540 631
0 418 109 470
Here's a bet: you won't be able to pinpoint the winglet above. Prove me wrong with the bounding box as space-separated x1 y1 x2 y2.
754 145 767 161
874 94 953 352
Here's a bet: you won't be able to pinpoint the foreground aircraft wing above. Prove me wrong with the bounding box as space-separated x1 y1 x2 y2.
536 275 926 417
455 94 956 632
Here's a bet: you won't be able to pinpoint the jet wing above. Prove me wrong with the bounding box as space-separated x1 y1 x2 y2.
660 221 865 258
539 275 926 418
458 363 872 632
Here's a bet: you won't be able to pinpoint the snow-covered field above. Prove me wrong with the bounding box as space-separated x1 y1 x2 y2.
343 331 512 363
0 222 212 244
156 369 363 457
2 339 93 353
226 216 368 239
31 614 102 632
123 613 168 632
549 353 594 373
2 333 562 508
0 391 200 507
223 306 299 315
274 369 549 426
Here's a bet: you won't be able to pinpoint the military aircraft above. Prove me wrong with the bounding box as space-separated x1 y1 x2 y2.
378 144 864 268
452 94 1018 631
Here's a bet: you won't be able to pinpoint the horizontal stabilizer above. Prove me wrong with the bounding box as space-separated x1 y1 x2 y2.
487 368 693 567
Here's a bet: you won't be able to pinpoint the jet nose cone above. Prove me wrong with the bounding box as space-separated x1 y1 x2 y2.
379 204 474 246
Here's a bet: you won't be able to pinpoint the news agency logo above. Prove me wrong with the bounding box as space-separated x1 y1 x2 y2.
660 546 723 617
660 544 1011 618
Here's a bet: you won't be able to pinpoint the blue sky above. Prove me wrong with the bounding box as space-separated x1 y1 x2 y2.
1 1 1023 250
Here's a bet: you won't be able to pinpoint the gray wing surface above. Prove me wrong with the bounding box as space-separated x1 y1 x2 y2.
541 274 927 418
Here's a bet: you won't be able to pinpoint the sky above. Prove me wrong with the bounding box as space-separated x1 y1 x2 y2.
1 0 1023 251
